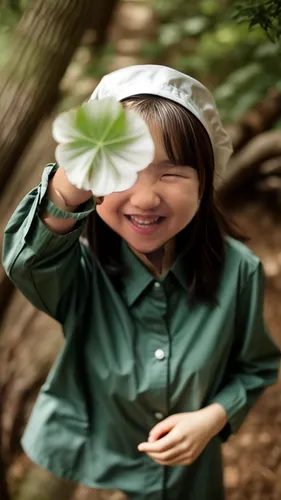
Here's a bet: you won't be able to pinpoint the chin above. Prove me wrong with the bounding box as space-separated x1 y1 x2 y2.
128 239 166 254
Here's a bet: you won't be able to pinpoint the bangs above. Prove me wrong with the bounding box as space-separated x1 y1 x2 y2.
121 94 215 198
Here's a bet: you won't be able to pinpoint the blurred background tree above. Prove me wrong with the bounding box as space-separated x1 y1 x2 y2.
0 1 281 500
0 0 121 193
140 0 281 204
135 0 281 122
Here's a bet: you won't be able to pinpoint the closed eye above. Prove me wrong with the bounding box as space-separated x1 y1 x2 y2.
161 174 184 179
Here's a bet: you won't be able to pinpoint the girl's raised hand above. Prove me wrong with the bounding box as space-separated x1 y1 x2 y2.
137 404 227 466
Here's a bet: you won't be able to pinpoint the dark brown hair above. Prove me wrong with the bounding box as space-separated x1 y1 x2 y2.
86 94 244 305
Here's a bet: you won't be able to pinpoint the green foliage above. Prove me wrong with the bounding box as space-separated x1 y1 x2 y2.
214 40 281 122
143 0 281 123
233 0 281 42
0 0 30 59
0 0 29 28
85 43 115 80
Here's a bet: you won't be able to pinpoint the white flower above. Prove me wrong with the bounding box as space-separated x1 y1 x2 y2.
52 98 155 196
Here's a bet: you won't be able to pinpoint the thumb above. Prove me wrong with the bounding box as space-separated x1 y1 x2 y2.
95 196 104 205
149 415 178 442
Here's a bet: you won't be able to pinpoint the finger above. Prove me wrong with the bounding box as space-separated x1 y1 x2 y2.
148 415 178 442
138 430 179 453
166 453 195 466
165 446 201 466
145 440 193 465
147 450 193 466
146 445 184 463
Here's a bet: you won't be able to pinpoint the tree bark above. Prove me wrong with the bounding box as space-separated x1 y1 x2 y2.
89 0 120 50
0 0 94 195
225 89 281 152
219 130 281 205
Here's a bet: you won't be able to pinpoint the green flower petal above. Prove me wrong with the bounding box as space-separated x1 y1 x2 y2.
52 109 88 143
52 97 155 196
55 143 95 190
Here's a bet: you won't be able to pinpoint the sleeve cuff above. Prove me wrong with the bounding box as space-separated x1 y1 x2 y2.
39 163 96 220
23 163 95 256
209 379 247 441
40 196 96 220
25 213 87 257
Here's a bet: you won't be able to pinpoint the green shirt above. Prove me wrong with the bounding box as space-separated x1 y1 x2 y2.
3 164 280 500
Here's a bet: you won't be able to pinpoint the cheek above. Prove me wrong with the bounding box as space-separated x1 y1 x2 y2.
166 185 199 231
170 183 199 212
96 195 122 224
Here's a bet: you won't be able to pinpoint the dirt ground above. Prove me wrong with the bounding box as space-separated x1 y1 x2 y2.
222 203 281 500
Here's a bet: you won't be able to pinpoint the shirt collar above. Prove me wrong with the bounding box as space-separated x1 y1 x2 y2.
120 240 189 306
120 241 155 306
170 248 189 292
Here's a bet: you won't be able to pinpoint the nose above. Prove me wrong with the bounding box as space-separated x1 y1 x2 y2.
129 184 161 211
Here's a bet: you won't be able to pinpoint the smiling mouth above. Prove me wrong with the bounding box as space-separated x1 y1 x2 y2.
125 215 165 228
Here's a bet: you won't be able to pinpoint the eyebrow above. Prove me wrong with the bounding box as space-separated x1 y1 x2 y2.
152 160 178 167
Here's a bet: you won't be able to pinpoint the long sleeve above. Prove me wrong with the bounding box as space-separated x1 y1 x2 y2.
2 164 96 323
210 262 280 441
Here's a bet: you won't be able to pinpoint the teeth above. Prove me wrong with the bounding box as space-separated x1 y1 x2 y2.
130 216 160 225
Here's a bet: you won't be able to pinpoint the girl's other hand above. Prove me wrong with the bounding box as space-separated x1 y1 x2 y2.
137 404 227 466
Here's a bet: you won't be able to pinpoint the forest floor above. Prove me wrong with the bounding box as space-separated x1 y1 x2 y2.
221 202 281 500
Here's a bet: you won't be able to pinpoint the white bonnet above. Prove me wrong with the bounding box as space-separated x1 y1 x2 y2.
89 64 233 185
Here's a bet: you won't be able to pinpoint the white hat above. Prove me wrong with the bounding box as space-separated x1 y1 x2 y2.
89 64 233 184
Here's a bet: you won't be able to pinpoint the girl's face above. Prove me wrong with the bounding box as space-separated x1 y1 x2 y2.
96 122 200 254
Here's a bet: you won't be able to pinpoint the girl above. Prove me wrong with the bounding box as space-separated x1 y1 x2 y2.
3 65 280 500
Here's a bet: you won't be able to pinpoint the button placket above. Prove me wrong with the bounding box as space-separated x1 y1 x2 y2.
143 278 170 421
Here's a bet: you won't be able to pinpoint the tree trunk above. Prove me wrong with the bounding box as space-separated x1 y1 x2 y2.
89 0 120 50
225 89 281 152
0 0 94 195
219 130 281 206
219 91 281 206
0 278 14 324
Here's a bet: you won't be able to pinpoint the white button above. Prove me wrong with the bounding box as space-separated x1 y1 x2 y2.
155 349 165 360
154 282 161 288
155 412 164 420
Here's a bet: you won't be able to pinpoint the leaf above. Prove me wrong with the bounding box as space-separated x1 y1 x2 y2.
52 98 155 196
